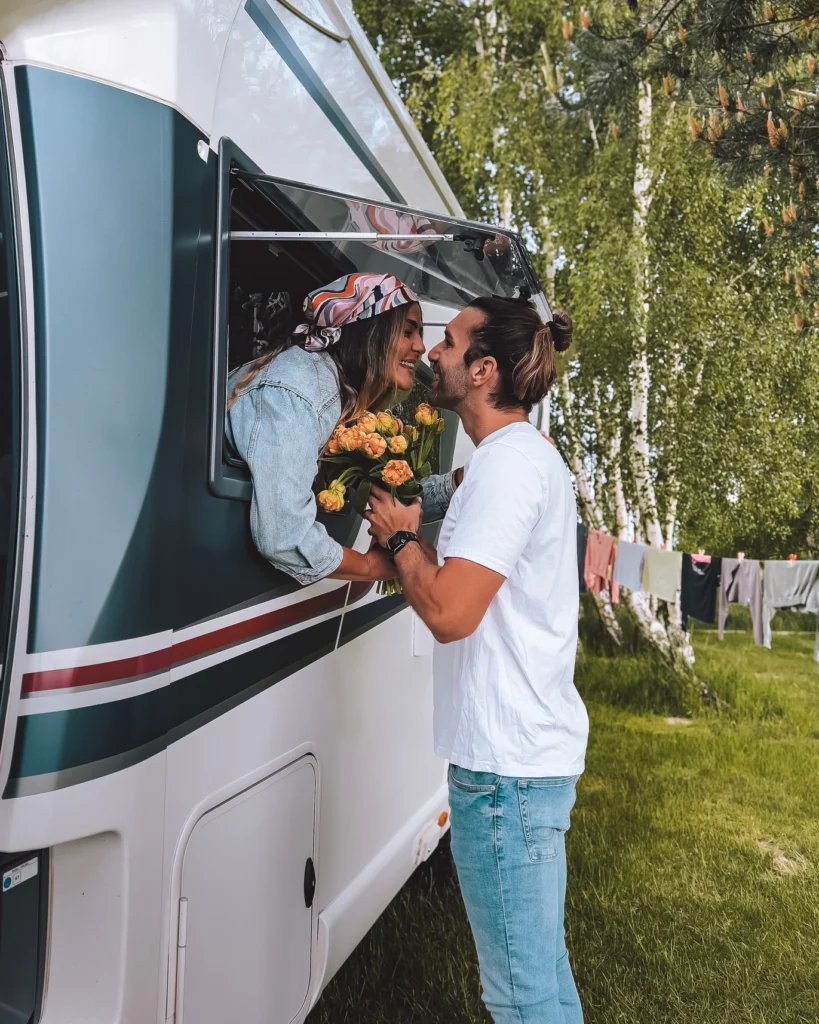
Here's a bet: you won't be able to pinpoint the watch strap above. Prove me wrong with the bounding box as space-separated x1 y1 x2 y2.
386 531 420 561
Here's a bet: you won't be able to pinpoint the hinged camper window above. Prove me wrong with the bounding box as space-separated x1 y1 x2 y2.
209 137 549 500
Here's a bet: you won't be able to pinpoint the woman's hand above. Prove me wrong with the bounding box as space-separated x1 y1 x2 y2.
364 544 398 581
329 539 397 582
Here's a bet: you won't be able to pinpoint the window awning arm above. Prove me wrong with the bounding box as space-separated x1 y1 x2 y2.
230 231 456 242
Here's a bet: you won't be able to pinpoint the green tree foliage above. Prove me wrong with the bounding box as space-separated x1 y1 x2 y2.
354 0 819 577
577 1 819 314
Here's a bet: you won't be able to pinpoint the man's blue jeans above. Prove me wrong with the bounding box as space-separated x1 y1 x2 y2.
448 765 583 1024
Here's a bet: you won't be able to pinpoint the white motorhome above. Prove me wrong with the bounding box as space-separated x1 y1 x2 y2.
0 3 550 1022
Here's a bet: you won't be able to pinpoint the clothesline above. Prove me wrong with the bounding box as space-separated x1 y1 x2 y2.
576 525 819 664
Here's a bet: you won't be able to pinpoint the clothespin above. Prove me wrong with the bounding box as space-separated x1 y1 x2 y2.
788 553 797 565
737 552 745 562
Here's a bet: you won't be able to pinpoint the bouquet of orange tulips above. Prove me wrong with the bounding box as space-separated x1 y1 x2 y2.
318 403 444 515
317 404 445 595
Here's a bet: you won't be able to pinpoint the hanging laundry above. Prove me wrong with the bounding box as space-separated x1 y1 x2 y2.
583 530 619 603
641 548 683 603
680 554 722 629
762 560 819 663
577 522 588 594
718 558 764 646
613 540 647 592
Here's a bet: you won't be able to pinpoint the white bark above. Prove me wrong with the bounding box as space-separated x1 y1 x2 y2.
500 191 513 230
619 81 695 672
540 215 557 436
559 372 623 645
611 430 629 538
628 81 664 550
589 116 600 153
665 497 678 551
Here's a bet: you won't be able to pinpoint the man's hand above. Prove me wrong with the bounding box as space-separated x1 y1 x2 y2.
365 486 422 546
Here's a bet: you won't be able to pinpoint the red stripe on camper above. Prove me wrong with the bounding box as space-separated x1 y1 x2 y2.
22 586 349 694
171 586 346 665
22 648 172 695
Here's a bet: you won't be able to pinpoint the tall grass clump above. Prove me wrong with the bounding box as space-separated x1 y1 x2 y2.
576 595 700 716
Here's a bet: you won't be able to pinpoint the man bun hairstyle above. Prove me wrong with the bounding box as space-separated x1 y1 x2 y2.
466 296 573 413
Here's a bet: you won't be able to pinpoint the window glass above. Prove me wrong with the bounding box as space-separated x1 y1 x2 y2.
227 173 348 375
212 144 544 503
233 170 551 320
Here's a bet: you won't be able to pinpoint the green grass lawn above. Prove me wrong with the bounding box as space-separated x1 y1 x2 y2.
308 629 819 1024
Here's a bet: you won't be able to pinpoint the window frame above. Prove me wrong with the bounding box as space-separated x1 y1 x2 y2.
209 137 260 501
208 137 548 502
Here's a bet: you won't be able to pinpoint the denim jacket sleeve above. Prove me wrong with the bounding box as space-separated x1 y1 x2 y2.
421 472 455 523
243 383 343 585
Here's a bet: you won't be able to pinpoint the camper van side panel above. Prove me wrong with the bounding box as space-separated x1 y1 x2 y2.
16 66 203 653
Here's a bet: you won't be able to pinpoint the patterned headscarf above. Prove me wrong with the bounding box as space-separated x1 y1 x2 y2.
293 273 419 352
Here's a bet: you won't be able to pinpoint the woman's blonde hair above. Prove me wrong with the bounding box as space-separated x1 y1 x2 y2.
227 302 414 421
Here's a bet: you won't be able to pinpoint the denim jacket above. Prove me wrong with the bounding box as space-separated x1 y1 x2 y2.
226 346 455 586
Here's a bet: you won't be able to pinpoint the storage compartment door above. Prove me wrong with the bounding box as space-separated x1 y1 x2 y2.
179 758 317 1024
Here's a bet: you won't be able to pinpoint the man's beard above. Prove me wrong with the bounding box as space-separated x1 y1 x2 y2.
430 366 469 411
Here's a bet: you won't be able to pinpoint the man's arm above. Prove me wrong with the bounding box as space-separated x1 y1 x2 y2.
390 543 505 643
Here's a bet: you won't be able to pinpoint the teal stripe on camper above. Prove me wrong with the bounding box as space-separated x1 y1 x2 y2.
5 618 339 796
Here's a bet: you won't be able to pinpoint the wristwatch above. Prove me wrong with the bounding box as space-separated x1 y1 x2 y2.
385 530 420 562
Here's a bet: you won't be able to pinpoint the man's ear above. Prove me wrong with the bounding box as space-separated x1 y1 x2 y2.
470 356 497 391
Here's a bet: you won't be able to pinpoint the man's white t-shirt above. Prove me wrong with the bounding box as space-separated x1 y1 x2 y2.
433 421 587 777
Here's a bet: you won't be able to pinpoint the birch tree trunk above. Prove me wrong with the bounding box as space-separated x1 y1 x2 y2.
542 214 621 651
628 81 664 551
624 81 695 670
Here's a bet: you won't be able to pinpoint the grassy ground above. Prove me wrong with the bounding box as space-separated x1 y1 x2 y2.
307 623 819 1024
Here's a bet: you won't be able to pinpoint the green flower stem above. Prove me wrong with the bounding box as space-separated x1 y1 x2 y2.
334 467 364 488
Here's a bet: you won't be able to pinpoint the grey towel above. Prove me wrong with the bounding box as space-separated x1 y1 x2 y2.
613 541 647 592
763 560 819 662
719 558 765 646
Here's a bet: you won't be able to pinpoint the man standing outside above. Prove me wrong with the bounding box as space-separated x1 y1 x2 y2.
366 296 586 1024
